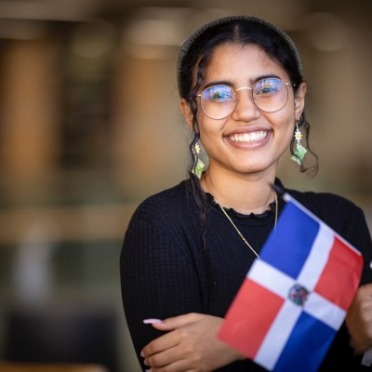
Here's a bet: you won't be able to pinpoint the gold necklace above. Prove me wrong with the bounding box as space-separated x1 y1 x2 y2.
217 193 278 258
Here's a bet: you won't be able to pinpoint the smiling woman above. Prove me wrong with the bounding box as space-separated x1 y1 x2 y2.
120 15 372 371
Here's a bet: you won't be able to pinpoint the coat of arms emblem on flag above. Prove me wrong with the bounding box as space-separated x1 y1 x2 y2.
218 193 363 371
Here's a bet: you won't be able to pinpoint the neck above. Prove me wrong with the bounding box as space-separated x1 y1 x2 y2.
200 170 277 215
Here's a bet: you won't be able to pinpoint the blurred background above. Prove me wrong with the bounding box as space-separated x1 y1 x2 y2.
0 0 371 371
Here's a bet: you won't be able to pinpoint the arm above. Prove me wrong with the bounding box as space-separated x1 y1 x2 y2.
344 206 372 357
346 283 372 355
120 209 205 370
121 203 245 371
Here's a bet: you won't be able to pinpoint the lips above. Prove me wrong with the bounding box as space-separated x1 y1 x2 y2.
228 130 268 143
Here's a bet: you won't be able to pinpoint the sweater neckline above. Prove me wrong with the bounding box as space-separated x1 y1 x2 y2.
205 192 277 220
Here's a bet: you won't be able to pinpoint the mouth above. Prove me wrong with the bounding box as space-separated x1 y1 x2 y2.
228 130 268 143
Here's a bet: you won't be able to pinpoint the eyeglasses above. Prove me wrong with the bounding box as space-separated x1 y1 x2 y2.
196 78 292 120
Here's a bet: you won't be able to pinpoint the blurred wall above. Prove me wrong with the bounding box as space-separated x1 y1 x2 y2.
0 1 371 371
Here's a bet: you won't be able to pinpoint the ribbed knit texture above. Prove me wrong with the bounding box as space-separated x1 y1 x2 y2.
120 179 372 371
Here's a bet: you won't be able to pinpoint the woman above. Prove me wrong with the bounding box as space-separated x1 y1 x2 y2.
120 16 372 371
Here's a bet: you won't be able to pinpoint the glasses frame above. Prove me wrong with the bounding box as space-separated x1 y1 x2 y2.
196 78 293 120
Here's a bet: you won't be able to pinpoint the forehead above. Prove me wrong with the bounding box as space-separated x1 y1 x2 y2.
203 43 289 82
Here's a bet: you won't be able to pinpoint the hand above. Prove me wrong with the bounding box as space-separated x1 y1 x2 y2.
140 313 244 371
346 283 372 353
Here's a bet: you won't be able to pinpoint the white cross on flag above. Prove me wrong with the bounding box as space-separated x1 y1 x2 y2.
218 193 363 371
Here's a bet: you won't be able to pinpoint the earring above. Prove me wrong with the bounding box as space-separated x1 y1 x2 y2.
192 142 205 178
291 122 307 165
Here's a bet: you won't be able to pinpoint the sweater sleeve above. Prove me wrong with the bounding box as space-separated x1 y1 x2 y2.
322 201 372 370
345 203 372 285
120 200 204 369
289 190 372 370
317 194 372 285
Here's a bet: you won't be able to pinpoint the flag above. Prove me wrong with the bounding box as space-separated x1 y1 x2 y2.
218 193 363 371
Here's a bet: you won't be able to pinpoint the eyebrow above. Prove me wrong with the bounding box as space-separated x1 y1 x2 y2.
202 74 282 89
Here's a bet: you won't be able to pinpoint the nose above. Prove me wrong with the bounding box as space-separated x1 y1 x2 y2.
231 87 260 121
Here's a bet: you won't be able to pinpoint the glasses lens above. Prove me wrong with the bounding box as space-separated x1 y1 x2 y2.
200 85 236 119
253 78 288 113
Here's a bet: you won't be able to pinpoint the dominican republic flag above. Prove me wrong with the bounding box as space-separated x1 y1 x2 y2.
218 192 363 371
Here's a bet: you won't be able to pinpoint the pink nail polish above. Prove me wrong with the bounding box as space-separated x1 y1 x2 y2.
143 318 163 324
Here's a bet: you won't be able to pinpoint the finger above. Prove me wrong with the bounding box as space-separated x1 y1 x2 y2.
141 330 180 358
144 343 183 369
357 284 372 298
149 359 198 372
153 313 204 330
145 345 200 372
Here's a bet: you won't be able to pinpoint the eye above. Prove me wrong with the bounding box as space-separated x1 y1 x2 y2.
203 85 234 102
255 78 282 95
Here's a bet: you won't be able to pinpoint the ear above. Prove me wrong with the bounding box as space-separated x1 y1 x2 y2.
179 99 194 130
294 82 307 121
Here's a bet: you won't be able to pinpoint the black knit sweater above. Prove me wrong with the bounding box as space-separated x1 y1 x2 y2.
120 178 372 371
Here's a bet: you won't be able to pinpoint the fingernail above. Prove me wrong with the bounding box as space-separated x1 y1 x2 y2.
143 318 163 324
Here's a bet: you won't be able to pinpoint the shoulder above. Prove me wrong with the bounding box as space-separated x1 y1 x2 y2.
282 183 366 238
286 186 362 217
129 179 197 224
122 179 203 263
281 183 372 284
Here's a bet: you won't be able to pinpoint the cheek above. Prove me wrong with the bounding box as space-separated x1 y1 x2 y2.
276 109 296 131
283 126 296 152
199 125 217 145
198 114 225 137
273 112 296 148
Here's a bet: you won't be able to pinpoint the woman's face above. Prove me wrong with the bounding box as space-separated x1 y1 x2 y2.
181 43 306 178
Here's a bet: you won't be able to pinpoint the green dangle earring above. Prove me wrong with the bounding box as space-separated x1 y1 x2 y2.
192 142 205 179
291 122 307 165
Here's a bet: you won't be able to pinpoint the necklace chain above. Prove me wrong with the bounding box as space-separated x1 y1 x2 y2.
217 193 278 258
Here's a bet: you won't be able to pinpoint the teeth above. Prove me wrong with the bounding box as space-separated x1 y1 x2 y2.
229 131 267 142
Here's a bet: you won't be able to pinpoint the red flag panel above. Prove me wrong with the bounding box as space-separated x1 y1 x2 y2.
219 278 284 357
